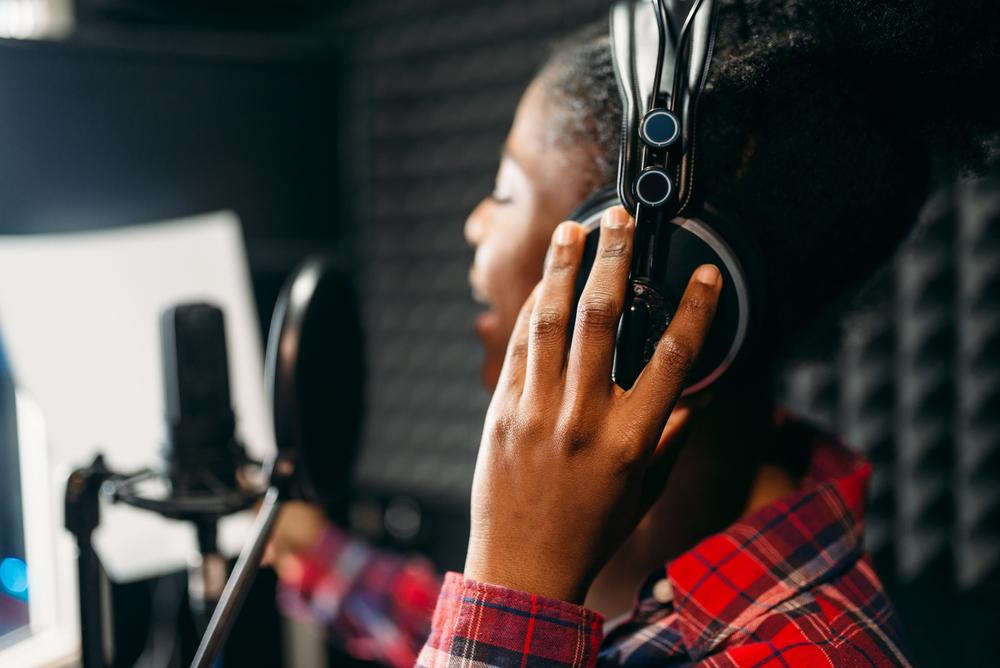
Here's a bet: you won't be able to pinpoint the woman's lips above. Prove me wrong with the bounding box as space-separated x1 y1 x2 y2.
469 268 499 340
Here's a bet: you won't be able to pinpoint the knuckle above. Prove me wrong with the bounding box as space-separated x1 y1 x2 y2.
576 294 620 332
547 258 574 276
599 238 629 260
555 418 592 455
612 418 647 459
546 243 581 276
530 307 567 340
614 442 646 471
489 408 546 450
488 411 517 445
507 340 529 363
655 334 693 371
554 397 601 451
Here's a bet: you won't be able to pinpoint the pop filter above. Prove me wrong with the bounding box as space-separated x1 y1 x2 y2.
192 256 365 668
264 256 365 508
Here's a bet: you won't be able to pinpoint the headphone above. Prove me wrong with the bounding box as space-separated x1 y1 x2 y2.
570 0 763 393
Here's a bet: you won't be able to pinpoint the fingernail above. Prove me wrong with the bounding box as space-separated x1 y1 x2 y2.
695 264 721 287
554 221 580 246
603 207 630 229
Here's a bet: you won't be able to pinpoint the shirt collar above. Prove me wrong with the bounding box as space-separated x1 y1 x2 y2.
665 410 871 659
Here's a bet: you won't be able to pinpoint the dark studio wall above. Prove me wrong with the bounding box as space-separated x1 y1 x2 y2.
0 29 350 333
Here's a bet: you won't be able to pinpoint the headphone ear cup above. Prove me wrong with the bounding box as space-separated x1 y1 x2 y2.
568 190 758 395
664 208 756 394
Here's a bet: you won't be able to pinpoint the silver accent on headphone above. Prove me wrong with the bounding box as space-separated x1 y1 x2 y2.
640 109 680 148
635 168 674 207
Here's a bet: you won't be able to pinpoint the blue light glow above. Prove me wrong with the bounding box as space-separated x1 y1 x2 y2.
0 557 28 600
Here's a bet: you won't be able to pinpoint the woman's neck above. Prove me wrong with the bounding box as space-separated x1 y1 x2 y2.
585 393 795 618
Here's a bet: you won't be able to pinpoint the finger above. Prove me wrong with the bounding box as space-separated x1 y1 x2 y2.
495 284 539 396
525 221 585 391
566 207 634 394
626 264 722 432
638 405 692 510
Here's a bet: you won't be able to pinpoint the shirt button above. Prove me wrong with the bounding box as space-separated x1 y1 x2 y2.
652 578 674 604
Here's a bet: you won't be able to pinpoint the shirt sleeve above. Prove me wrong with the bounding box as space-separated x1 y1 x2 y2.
276 522 441 668
417 573 604 668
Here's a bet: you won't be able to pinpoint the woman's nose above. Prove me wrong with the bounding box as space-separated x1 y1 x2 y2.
464 202 488 248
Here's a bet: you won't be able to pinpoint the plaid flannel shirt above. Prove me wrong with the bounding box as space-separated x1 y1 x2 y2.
280 413 911 667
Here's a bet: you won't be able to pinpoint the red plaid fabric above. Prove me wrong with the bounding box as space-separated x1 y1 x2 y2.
278 525 440 667
417 412 912 667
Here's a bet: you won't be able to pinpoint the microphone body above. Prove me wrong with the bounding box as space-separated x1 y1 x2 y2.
161 304 243 494
160 303 246 613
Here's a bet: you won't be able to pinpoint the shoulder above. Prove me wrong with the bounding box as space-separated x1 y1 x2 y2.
706 557 911 668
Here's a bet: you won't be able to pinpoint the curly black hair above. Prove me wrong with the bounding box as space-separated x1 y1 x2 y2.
538 0 999 347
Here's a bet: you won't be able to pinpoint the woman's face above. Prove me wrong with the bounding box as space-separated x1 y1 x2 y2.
465 80 598 389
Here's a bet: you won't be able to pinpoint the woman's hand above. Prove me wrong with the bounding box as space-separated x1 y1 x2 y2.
464 206 722 604
262 500 328 575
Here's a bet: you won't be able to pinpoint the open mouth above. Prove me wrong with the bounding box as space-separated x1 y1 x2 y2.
468 267 491 309
471 292 497 335
469 272 500 340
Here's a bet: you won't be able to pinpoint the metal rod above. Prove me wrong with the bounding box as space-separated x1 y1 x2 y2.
77 534 106 668
189 486 281 668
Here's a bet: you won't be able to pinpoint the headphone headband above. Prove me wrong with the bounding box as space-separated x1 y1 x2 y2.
610 0 718 216
598 0 733 390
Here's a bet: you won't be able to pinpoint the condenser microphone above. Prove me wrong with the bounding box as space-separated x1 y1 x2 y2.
160 304 244 496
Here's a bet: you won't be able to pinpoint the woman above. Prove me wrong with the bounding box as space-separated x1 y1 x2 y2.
271 3 942 664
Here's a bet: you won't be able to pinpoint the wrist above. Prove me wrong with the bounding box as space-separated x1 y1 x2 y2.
464 546 592 605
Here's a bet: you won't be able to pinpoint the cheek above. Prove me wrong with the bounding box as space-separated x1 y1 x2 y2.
476 243 524 391
484 241 545 325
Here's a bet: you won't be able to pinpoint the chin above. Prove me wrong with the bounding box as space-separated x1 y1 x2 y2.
480 352 503 392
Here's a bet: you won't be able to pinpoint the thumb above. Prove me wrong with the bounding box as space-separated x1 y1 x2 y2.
638 405 693 510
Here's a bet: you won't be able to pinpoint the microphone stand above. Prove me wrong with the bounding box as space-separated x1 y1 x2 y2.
65 456 114 668
189 453 295 668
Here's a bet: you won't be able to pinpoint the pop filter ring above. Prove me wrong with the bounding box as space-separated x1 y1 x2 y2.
262 257 331 486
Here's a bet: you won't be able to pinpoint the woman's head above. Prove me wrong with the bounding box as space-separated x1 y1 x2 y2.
467 4 929 391
465 25 623 389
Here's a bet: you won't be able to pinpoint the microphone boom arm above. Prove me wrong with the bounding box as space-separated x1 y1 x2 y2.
189 480 285 668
